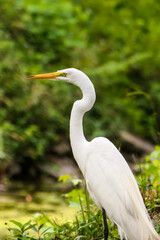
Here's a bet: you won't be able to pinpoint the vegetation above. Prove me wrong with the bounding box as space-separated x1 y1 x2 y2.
5 147 160 239
0 0 160 179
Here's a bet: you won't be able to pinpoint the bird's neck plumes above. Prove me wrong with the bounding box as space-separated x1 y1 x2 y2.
69 79 96 171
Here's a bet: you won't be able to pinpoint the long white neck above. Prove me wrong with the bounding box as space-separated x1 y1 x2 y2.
69 79 96 171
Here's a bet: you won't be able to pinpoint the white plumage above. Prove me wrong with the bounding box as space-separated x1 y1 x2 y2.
27 68 160 240
85 137 159 240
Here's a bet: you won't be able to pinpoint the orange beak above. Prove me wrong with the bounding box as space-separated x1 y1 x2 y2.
26 71 66 79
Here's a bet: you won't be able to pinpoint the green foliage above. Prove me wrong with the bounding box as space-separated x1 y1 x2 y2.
82 0 160 142
6 220 36 240
1 0 160 179
6 166 160 239
136 145 160 188
136 146 160 231
6 216 52 240
142 145 160 185
0 0 88 176
6 175 119 240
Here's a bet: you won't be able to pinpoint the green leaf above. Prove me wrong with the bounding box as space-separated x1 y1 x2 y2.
32 226 38 232
25 224 36 232
23 220 32 229
71 178 82 186
38 223 44 230
8 227 21 233
10 220 23 230
58 174 72 183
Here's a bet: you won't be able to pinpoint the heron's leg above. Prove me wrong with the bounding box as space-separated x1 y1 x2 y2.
102 208 108 240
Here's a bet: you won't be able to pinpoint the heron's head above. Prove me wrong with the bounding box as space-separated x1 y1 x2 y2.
26 67 95 105
26 68 89 87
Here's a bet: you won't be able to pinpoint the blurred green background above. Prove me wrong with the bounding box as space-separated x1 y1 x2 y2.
0 0 160 237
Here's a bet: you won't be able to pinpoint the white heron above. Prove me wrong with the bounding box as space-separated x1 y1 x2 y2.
27 68 160 240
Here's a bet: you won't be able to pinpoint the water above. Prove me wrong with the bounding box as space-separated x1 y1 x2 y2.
0 181 76 239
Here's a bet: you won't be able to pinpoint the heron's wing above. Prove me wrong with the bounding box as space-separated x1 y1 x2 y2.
85 138 160 240
84 138 147 224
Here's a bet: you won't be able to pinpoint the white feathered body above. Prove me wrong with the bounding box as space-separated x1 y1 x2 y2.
81 137 160 240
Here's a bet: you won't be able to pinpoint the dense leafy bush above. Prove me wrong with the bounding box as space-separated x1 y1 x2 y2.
1 0 160 178
0 0 88 177
137 145 160 185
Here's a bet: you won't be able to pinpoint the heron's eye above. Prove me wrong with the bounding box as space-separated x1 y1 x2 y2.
59 72 67 77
